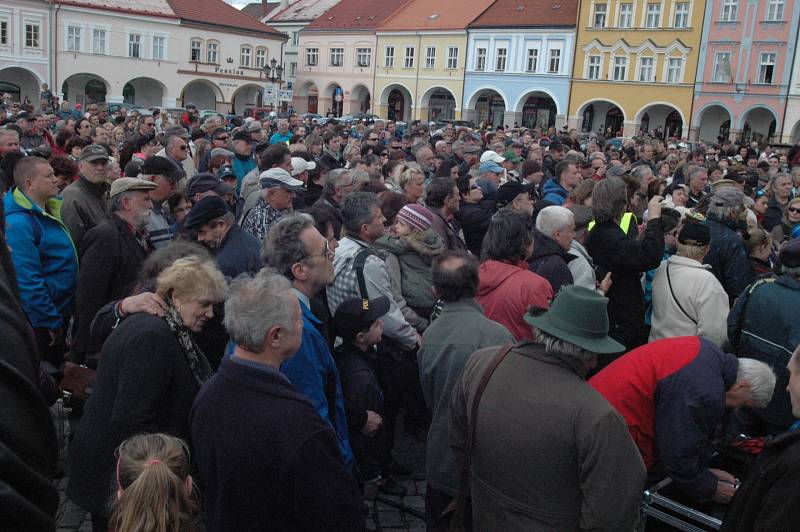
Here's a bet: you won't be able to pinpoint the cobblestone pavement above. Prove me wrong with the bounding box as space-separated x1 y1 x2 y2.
56 416 429 531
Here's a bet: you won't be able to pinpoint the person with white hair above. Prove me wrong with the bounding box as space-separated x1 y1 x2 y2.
529 205 576 293
591 337 775 504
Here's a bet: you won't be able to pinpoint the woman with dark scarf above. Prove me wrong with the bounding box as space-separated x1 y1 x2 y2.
67 255 225 532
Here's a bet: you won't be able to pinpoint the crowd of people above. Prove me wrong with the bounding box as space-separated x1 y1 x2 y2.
3 90 800 531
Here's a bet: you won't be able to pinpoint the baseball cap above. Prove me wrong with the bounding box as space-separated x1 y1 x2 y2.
495 181 535 208
678 222 711 246
109 177 157 198
210 147 234 159
780 238 800 268
78 144 111 163
479 160 504 174
332 295 390 340
501 150 523 163
218 166 236 180
259 168 304 190
480 151 506 164
187 173 234 197
291 157 316 176
184 196 230 230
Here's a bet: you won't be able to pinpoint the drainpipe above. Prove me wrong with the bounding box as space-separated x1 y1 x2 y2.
51 1 60 100
414 32 421 122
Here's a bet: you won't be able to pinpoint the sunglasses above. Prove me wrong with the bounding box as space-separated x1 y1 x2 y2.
789 207 800 214
215 136 229 141
144 122 155 127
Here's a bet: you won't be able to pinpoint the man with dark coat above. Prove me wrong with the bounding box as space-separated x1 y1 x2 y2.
72 177 156 363
61 144 111 249
455 175 492 256
703 187 750 304
529 206 576 293
424 177 467 252
450 285 645 531
191 270 364 532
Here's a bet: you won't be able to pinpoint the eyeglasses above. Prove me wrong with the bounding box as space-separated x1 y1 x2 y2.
469 184 480 190
215 136 229 141
144 122 155 127
788 207 800 214
304 240 333 261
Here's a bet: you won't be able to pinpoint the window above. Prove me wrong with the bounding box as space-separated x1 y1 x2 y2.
306 47 318 66
152 36 165 60
475 47 486 71
92 29 106 54
548 49 561 73
767 0 785 21
0 21 6 45
128 33 141 58
254 48 266 68
613 56 628 80
526 48 538 72
384 46 394 67
207 41 219 64
404 46 415 68
674 2 689 28
666 57 683 83
587 55 601 79
495 47 507 71
424 46 436 69
190 39 202 61
638 56 655 81
25 23 40 48
593 3 607 27
758 52 776 84
291 32 299 46
67 26 81 52
240 46 252 67
447 46 458 69
721 0 738 22
712 51 732 82
618 3 633 27
645 3 661 27
330 47 343 67
356 47 371 67
290 62 297 77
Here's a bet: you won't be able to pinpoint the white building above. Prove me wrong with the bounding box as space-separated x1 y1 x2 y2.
0 0 52 105
55 0 286 114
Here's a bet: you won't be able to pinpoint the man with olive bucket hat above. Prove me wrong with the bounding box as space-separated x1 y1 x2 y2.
448 285 645 531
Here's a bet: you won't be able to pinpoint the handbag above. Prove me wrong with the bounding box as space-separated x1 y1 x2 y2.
439 343 515 532
60 362 96 401
665 263 698 325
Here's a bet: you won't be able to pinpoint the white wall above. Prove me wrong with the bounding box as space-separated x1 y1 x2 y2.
0 0 50 103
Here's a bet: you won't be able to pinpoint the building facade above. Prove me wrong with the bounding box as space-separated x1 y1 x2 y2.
691 0 800 144
54 0 285 114
786 20 800 143
374 0 495 122
0 0 52 106
464 0 577 129
568 0 706 138
294 0 408 117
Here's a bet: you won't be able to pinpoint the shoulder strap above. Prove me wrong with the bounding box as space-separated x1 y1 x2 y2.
451 343 515 524
666 263 697 325
353 247 375 306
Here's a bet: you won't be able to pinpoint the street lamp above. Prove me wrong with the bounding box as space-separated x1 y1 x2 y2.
263 58 284 111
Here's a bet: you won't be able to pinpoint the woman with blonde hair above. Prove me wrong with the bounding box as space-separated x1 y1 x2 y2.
763 173 794 231
398 165 425 204
109 433 200 532
68 256 226 532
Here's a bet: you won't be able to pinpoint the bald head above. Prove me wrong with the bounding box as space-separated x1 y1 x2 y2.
432 251 479 301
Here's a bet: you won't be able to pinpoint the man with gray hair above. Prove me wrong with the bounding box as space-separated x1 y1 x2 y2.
157 126 195 180
703 186 750 303
241 168 304 242
686 165 709 208
191 269 364 532
263 214 356 473
529 205 576 293
415 145 436 181
313 168 355 236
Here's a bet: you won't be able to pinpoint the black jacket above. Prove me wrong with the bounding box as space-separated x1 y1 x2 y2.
720 429 800 531
455 202 492 256
318 151 344 172
73 214 151 358
762 196 786 232
214 223 262 279
703 215 750 305
191 356 365 532
528 230 575 293
67 313 201 515
587 218 664 351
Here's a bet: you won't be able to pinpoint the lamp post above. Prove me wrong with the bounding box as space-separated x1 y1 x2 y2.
263 58 283 111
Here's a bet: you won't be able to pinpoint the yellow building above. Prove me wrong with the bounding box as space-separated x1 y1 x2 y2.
374 0 495 122
568 1 706 138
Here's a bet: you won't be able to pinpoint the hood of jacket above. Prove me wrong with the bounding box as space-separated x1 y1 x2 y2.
530 229 575 263
476 259 528 296
542 177 567 199
5 187 65 221
375 229 445 262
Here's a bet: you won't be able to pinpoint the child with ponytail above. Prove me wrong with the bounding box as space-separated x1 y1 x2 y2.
109 433 200 532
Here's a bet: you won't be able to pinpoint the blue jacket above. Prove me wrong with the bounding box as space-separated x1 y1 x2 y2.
269 132 293 145
542 178 568 205
281 296 355 473
232 156 257 193
213 223 263 279
4 189 78 329
703 215 750 304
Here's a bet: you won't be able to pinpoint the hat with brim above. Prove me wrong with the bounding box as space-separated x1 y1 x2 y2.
332 295 390 339
523 285 624 354
501 150 523 163
79 144 111 163
479 160 503 174
110 177 158 198
259 168 304 191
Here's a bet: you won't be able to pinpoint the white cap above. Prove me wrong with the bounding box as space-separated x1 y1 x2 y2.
480 151 506 164
291 157 316 176
259 168 304 190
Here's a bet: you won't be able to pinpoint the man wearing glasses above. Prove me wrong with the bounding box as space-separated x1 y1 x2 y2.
61 144 113 248
137 115 156 138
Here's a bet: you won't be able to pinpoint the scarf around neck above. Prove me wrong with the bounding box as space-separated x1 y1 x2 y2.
163 305 213 387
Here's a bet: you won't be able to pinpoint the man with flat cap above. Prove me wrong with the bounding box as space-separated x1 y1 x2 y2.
61 144 112 249
184 195 262 279
728 238 800 436
241 168 304 243
186 173 235 205
494 180 535 215
72 177 157 364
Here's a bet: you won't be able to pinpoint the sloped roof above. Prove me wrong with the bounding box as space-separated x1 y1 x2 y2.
470 0 578 28
241 1 282 19
378 0 496 32
266 0 341 23
56 0 177 18
167 0 285 35
305 0 410 31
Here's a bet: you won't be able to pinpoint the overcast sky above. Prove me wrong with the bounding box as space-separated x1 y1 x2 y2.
224 0 251 8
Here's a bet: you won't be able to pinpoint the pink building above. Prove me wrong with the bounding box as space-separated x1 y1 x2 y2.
690 0 800 144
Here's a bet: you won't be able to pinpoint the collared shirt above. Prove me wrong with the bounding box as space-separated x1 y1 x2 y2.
241 198 285 243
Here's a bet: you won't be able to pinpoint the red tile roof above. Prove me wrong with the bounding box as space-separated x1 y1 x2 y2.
305 0 410 31
266 0 340 22
56 0 178 18
166 0 286 36
378 0 496 31
241 1 282 19
470 0 578 28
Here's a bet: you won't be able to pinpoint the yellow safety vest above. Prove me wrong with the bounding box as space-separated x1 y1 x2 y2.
588 212 638 234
